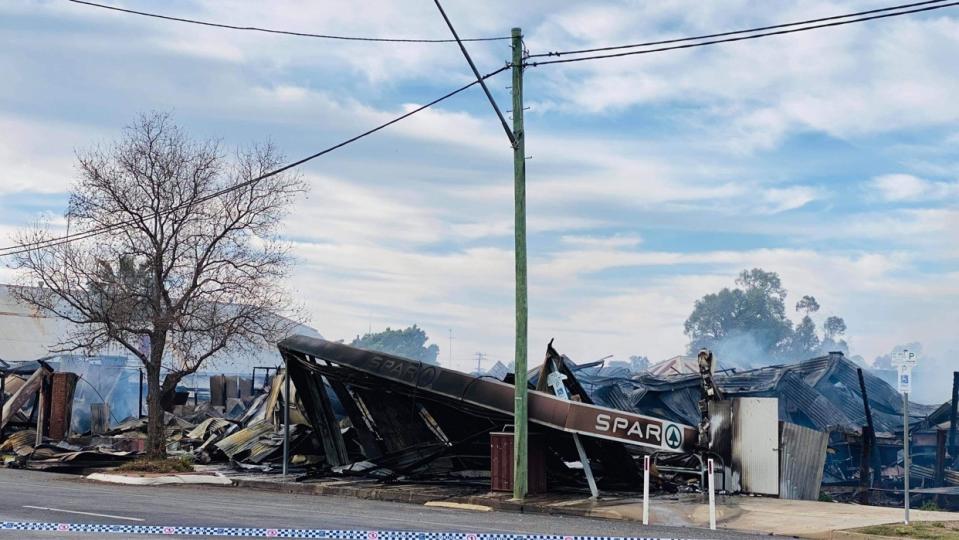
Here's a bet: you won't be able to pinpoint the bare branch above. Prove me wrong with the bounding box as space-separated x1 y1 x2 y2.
9 112 307 456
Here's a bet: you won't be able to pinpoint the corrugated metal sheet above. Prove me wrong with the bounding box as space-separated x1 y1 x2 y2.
708 400 738 492
776 372 854 431
648 355 698 377
732 397 779 496
215 421 274 459
780 422 828 500
591 384 633 412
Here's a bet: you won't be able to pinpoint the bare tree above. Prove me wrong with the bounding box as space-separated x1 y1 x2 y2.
10 112 307 457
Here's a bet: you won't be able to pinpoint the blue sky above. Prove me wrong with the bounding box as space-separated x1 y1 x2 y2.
1 1 957 383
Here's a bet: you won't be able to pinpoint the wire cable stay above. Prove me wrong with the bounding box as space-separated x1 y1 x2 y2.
0 66 511 257
66 0 510 43
526 1 959 66
432 0 516 147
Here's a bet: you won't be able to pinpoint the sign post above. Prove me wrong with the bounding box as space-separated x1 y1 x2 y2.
892 349 919 525
546 361 599 498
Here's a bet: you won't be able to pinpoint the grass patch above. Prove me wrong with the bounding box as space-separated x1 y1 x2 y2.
115 456 194 474
853 521 959 539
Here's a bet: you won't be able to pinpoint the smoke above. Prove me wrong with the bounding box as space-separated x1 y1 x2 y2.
706 336 955 405
873 343 957 405
57 356 142 432
706 330 770 370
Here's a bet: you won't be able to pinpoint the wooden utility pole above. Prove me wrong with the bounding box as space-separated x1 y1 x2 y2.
428 3 527 499
511 26 528 501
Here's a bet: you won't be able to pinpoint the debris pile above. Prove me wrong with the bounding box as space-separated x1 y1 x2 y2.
272 336 958 507
2 337 956 511
0 360 327 473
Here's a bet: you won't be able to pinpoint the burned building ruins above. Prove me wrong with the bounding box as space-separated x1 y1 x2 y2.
2 333 957 509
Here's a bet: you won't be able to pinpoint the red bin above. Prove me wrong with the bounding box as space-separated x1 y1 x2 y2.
490 432 546 494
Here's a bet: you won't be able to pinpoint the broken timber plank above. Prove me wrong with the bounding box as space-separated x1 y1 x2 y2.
1 366 50 432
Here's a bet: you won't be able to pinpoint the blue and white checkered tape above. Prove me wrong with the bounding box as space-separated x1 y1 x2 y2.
0 522 681 539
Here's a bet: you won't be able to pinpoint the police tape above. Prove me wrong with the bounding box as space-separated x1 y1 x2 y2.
0 522 684 539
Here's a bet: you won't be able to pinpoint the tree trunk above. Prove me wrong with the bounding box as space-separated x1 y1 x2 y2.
145 364 165 459
160 372 186 412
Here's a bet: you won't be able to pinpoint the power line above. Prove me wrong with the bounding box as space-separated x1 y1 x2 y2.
528 0 953 58
0 65 511 258
526 1 959 67
66 0 510 43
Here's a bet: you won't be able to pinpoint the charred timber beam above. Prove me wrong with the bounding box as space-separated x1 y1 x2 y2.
936 429 947 487
860 426 873 504
0 365 52 432
857 368 881 486
950 372 958 457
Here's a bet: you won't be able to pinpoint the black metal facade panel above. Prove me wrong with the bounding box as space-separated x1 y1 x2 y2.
351 387 438 453
284 351 349 467
325 379 384 460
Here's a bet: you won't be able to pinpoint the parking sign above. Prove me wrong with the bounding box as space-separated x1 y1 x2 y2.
898 368 912 394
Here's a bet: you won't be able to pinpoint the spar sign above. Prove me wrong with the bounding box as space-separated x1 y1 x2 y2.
564 404 693 452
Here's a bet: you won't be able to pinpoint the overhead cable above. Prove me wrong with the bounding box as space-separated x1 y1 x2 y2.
527 1 959 66
0 66 511 258
529 0 953 58
66 0 510 43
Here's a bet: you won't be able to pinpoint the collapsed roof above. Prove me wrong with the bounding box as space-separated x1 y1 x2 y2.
569 351 935 434
277 335 698 489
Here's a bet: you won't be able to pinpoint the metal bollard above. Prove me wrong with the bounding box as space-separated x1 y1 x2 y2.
643 455 650 525
708 458 717 530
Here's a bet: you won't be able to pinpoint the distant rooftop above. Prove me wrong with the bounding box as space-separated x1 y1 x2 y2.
0 283 320 369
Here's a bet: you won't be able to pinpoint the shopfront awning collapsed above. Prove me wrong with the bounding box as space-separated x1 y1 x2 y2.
276 335 697 490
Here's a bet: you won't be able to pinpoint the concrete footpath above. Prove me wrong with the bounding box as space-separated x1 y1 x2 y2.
88 471 233 486
227 474 959 538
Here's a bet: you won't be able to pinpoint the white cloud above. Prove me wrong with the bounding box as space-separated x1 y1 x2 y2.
868 174 959 202
758 186 823 214
560 233 642 249
0 115 99 195
1 0 958 389
529 3 959 150
280 229 958 375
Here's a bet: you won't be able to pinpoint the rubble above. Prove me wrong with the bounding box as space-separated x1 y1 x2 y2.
0 336 956 512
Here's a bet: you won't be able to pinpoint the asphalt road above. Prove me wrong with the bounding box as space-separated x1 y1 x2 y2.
0 469 771 539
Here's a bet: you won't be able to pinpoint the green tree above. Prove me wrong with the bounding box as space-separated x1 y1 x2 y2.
818 315 849 354
823 316 847 341
628 355 650 372
684 269 793 358
796 295 820 315
351 325 439 364
791 315 821 356
684 269 851 364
